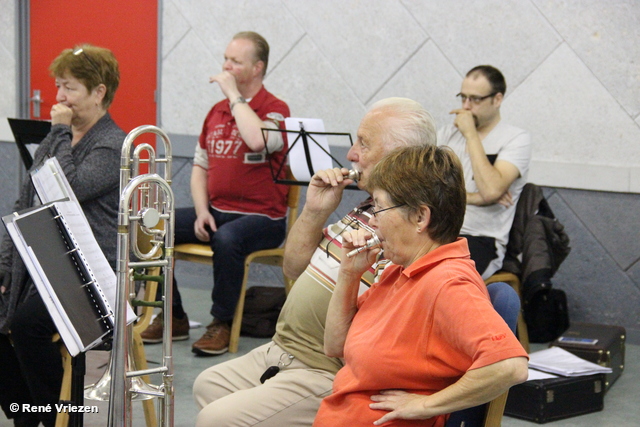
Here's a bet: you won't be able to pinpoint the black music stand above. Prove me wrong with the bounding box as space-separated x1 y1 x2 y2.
7 118 51 170
262 120 357 189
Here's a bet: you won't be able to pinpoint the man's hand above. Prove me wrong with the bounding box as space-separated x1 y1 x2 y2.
194 211 217 242
450 108 477 139
305 167 354 215
50 104 73 126
209 71 241 101
370 390 433 425
283 167 354 279
496 190 513 207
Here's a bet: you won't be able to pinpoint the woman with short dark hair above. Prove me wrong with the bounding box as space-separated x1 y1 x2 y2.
0 44 125 427
315 145 529 427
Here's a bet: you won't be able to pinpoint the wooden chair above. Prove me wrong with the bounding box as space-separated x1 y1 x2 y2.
484 271 530 353
55 334 73 427
446 282 522 427
174 175 300 353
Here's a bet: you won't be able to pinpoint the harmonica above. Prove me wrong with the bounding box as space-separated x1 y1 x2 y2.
346 170 361 181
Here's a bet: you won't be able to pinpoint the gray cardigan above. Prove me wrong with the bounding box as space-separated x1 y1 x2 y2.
0 113 125 333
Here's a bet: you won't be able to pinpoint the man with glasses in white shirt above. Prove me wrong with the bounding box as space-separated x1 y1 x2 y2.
438 65 531 279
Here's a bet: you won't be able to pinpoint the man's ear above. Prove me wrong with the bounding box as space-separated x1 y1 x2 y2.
254 60 265 78
493 92 504 108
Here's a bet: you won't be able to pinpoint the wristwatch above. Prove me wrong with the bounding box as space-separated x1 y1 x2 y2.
230 96 247 112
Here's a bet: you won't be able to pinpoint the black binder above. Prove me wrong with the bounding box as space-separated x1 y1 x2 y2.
7 118 51 170
3 202 114 355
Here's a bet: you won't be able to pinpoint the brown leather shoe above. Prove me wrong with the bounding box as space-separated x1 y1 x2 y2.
140 311 190 344
191 319 230 356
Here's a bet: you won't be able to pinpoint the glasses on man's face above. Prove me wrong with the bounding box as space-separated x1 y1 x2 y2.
456 92 497 105
371 203 406 218
73 48 102 81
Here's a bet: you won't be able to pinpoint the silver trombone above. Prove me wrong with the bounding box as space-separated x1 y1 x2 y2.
108 125 175 426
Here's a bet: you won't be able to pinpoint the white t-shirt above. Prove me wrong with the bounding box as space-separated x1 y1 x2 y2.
438 121 531 278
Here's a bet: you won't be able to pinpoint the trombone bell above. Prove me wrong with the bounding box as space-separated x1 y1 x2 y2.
84 348 158 402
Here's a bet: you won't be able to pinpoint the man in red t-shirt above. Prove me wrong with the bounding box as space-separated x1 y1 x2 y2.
142 31 290 356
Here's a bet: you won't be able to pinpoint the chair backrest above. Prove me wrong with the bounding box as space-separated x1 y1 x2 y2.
445 282 520 427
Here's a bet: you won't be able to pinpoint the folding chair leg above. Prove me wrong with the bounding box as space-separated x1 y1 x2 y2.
516 313 530 353
229 260 251 353
55 345 73 427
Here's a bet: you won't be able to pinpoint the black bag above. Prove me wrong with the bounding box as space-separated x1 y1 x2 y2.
240 286 286 338
551 322 626 391
524 283 570 343
504 373 605 423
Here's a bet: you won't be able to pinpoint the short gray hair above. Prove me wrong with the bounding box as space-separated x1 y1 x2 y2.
369 97 437 152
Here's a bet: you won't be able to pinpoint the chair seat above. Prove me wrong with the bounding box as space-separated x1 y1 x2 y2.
174 243 214 264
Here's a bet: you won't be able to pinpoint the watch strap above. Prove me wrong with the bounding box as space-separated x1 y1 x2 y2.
230 96 247 112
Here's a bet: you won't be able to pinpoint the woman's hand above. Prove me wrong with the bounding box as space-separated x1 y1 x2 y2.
50 103 73 126
370 390 433 425
0 270 10 294
340 229 380 277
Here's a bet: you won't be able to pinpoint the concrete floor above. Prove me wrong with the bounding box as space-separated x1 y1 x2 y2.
1 261 637 426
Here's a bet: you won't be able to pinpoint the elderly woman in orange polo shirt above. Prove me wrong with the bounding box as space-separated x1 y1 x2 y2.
314 145 528 427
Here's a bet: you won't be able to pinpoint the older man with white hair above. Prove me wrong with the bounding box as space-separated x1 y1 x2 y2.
193 97 437 427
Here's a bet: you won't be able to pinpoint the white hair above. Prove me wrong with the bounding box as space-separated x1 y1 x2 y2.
369 97 437 151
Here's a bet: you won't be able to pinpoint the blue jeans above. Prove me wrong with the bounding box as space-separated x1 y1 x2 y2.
174 207 286 322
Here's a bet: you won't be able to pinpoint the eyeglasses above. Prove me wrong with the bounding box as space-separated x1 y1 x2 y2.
456 92 497 105
73 48 102 81
371 203 406 218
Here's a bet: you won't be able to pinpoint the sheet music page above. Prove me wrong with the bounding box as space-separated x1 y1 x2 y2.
285 118 333 181
528 347 612 377
54 200 136 323
30 157 77 204
526 368 558 381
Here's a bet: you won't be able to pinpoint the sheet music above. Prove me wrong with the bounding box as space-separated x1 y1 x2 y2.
31 157 78 204
526 368 559 381
285 118 333 181
30 157 135 323
528 347 612 377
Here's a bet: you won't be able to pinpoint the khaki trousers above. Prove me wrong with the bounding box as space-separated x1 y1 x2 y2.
194 342 335 427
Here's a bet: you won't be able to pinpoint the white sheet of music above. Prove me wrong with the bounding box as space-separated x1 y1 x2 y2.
284 118 333 181
528 347 612 377
30 157 77 203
